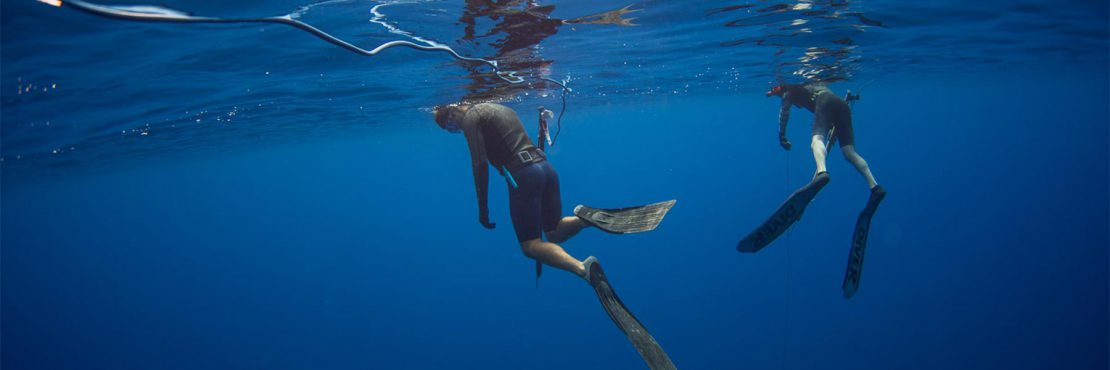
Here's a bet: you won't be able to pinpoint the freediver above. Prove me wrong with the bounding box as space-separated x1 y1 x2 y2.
750 82 887 297
433 100 677 278
434 102 677 368
768 83 886 201
433 102 599 280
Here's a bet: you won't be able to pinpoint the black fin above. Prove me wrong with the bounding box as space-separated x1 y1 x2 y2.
587 261 676 370
842 186 886 298
738 173 830 253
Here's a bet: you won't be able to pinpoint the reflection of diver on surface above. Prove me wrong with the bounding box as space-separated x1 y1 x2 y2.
434 103 676 370
460 1 562 54
456 1 560 101
455 1 638 102
740 83 886 299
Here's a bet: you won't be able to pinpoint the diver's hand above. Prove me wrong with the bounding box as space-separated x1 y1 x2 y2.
479 210 496 229
779 135 792 151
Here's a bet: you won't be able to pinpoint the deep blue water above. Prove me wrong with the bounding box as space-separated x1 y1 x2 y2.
2 0 1108 369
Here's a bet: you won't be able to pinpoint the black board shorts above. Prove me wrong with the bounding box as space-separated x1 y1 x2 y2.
507 160 562 243
813 92 855 147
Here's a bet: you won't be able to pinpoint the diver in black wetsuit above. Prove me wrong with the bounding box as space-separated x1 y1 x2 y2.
434 102 596 279
768 83 885 197
767 83 888 298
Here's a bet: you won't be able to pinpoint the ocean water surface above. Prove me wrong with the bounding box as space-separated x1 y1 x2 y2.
2 0 1107 369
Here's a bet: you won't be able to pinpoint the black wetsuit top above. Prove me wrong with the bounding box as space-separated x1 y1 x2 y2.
462 103 555 236
462 103 537 168
779 84 822 112
778 84 856 146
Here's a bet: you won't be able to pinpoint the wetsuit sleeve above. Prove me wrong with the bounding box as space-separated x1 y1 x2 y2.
778 91 792 137
462 120 491 222
776 92 793 150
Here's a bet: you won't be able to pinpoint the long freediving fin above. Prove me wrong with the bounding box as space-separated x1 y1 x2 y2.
738 172 830 253
574 200 676 234
842 185 886 298
585 258 676 370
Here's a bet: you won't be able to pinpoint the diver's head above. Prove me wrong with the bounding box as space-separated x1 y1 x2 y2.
765 85 785 97
434 103 467 133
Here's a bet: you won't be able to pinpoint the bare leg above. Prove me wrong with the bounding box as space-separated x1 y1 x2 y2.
841 144 878 189
811 134 828 175
521 238 586 278
545 216 588 244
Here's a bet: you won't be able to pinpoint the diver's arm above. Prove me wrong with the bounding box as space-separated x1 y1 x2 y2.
778 92 793 150
463 123 495 229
